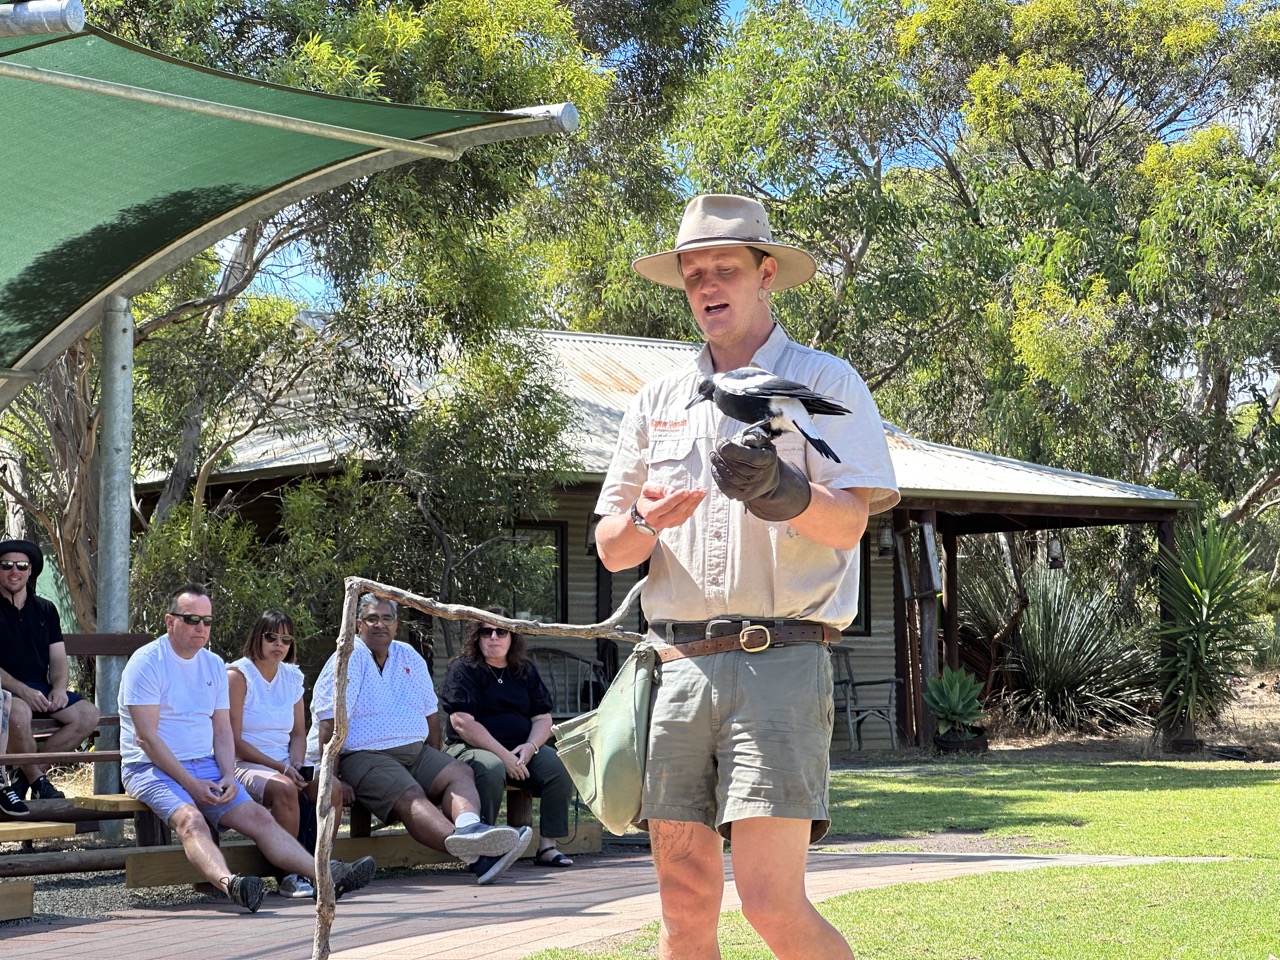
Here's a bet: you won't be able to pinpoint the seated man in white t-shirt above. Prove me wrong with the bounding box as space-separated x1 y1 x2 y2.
119 583 376 913
310 593 532 885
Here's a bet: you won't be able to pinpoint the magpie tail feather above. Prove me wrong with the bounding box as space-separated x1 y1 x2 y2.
795 424 841 462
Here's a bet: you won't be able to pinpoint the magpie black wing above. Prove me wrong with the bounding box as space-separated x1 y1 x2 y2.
721 372 851 418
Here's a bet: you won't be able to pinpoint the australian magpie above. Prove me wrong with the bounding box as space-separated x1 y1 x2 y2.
685 368 851 461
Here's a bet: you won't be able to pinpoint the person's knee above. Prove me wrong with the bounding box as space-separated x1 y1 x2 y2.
170 806 213 841
265 780 299 815
65 700 100 736
8 697 31 729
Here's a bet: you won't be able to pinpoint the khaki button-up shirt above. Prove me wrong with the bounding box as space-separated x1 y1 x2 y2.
596 325 899 628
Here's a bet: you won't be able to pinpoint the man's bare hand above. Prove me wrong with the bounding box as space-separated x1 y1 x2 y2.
16 685 51 713
637 481 706 532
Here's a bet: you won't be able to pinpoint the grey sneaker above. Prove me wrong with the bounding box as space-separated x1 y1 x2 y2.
277 873 315 899
472 826 534 885
329 855 376 897
444 821 520 863
225 874 266 913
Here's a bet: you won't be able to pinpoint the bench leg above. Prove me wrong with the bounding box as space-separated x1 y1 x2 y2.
350 803 372 838
135 809 171 847
505 788 533 829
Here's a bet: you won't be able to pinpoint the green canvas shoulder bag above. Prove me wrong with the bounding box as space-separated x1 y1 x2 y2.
551 642 659 836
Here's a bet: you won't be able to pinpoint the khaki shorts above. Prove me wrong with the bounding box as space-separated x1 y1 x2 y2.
234 760 288 803
640 642 834 843
339 741 456 824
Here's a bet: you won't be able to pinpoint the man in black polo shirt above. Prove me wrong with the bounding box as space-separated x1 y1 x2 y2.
0 539 100 800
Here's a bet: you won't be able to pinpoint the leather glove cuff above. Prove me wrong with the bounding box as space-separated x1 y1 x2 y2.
746 459 812 522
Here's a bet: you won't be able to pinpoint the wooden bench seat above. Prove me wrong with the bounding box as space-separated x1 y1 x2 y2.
0 820 75 842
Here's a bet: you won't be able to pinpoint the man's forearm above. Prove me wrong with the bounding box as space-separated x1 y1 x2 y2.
787 485 871 552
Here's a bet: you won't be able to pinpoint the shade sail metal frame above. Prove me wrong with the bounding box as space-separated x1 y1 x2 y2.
0 25 578 411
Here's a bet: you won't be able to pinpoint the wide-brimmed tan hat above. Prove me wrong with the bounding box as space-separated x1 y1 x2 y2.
632 194 817 291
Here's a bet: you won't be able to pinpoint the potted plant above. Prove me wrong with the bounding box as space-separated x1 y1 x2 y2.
923 666 989 754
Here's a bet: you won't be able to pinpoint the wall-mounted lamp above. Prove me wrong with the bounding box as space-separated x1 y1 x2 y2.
1047 534 1065 569
877 518 894 558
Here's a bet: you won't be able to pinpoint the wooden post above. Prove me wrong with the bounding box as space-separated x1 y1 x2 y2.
942 525 959 671
1155 518 1178 745
917 511 939 745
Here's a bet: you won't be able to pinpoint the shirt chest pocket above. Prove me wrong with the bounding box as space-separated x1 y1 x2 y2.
645 433 700 489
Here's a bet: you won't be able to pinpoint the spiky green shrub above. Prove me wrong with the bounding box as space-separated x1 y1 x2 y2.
1002 569 1152 733
1156 518 1265 740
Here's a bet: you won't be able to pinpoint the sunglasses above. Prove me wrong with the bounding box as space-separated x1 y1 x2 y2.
264 632 294 645
361 615 397 626
173 613 215 627
479 627 511 638
0 560 31 571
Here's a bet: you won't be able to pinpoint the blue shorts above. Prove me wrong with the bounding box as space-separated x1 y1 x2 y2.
122 756 251 829
26 682 86 720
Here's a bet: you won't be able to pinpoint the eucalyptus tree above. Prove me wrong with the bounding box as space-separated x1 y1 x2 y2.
667 0 1280 522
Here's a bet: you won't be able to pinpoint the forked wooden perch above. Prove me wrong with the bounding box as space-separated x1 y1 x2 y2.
311 575 647 958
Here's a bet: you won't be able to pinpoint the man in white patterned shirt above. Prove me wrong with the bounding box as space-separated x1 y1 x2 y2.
311 594 532 885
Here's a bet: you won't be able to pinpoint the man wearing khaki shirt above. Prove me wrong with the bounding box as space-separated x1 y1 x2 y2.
595 194 898 960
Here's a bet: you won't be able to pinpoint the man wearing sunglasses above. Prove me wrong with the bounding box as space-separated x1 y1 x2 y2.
118 584 376 912
310 594 532 885
0 538 101 801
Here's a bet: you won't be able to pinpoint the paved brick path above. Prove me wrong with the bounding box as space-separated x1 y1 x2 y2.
0 848 1202 959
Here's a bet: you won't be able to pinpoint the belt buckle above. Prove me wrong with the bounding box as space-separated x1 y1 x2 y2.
739 624 771 653
704 618 733 641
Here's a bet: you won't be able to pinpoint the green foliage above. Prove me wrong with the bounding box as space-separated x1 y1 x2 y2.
1001 570 1152 732
1156 517 1266 737
922 665 986 738
129 504 316 662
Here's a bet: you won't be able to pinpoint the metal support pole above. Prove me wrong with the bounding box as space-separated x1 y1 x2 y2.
0 0 83 38
94 295 133 831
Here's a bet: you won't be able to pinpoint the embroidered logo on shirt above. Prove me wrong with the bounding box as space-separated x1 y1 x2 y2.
650 417 687 435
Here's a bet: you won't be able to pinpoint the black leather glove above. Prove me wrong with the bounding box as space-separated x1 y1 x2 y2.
710 437 812 522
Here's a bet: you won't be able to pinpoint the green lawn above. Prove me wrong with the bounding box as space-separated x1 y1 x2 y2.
528 756 1280 959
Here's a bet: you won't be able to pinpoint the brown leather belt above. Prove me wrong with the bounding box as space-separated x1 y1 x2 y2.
651 619 839 663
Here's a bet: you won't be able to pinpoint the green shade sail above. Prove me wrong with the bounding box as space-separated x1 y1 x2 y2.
0 26 575 408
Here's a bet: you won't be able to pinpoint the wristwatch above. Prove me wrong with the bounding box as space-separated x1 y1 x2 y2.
630 500 657 536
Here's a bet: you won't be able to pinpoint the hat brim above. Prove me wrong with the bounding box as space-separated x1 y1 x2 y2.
0 539 43 580
632 239 817 291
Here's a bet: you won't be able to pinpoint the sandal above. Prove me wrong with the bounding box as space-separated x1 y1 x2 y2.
534 847 573 867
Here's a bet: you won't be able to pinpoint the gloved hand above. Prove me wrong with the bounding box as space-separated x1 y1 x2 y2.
710 436 812 522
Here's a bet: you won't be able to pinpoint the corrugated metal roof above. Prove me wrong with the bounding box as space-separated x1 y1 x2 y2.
194 329 1192 510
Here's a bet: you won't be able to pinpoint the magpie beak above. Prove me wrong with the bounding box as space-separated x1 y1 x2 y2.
685 369 851 461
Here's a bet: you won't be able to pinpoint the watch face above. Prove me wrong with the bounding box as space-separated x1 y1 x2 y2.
631 502 657 535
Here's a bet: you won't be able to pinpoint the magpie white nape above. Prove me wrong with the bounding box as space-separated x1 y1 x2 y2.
685 368 851 462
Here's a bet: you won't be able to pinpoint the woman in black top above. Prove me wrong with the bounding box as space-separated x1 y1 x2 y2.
441 608 575 866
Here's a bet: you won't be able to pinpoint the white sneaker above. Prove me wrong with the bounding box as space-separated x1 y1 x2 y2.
278 873 316 899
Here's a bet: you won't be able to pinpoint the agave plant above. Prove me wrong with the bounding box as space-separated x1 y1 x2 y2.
923 666 985 740
1156 518 1264 744
1004 570 1151 733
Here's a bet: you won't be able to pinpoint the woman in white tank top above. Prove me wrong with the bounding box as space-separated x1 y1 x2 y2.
228 610 350 899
